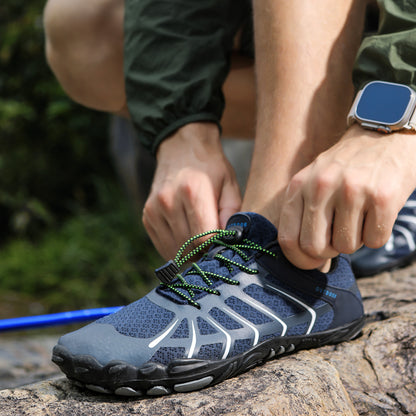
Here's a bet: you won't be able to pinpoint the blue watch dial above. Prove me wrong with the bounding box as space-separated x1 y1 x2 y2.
356 81 412 125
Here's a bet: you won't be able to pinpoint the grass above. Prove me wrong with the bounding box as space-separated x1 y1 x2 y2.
0 181 162 314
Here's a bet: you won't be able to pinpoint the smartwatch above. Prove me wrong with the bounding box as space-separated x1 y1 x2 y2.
347 80 416 133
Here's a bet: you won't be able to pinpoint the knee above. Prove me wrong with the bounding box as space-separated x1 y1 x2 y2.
43 0 125 111
44 0 121 65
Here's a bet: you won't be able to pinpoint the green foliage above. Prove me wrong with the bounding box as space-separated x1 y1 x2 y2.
0 2 160 313
0 181 161 312
0 0 112 242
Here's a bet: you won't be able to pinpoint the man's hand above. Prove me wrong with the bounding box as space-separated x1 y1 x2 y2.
142 122 242 260
278 124 416 270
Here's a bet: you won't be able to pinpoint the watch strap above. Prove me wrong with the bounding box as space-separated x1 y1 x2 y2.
409 106 416 130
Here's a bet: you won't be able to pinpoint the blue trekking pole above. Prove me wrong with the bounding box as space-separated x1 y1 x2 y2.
0 306 123 332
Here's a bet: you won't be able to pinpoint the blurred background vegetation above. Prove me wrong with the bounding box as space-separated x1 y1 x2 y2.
0 1 160 316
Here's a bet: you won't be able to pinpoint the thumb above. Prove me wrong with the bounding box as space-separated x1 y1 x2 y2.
218 178 242 229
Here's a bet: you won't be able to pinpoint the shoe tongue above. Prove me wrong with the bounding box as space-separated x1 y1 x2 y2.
226 212 277 245
157 212 277 305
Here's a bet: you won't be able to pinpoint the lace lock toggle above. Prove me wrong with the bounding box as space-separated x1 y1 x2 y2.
220 228 244 244
155 260 179 284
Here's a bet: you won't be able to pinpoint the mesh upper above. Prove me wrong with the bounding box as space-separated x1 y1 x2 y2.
171 318 189 338
209 307 243 330
197 317 218 335
327 255 357 289
259 332 282 342
97 296 175 338
150 347 186 364
230 339 252 357
313 310 334 332
225 296 273 325
286 322 309 336
198 343 223 360
244 284 302 318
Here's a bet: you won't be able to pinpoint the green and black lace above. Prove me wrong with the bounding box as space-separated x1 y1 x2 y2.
155 229 275 308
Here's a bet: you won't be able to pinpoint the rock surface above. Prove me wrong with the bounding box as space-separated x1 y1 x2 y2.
1 265 416 415
0 335 60 389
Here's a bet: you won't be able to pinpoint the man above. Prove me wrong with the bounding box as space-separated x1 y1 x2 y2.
45 0 416 396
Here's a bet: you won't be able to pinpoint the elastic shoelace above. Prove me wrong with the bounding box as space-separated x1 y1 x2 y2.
159 229 275 308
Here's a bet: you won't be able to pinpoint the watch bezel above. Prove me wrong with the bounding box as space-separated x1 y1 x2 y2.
349 81 416 131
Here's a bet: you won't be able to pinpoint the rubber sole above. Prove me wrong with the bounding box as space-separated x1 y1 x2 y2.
51 316 365 397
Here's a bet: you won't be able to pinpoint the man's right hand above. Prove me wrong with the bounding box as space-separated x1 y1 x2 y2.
278 125 416 270
142 122 242 260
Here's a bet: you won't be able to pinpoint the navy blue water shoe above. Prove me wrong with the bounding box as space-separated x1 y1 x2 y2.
52 212 364 396
351 190 416 277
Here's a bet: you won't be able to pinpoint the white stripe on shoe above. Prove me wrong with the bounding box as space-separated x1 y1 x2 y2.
266 284 316 334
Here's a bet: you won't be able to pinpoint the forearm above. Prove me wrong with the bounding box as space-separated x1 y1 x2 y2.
244 0 367 216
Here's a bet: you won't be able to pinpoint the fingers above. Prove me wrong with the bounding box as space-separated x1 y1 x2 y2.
298 176 339 261
183 176 221 237
279 169 403 271
218 175 242 228
279 168 370 270
143 187 192 260
330 180 365 254
362 190 397 249
279 171 337 270
331 207 364 254
144 215 177 261
278 186 323 270
143 166 241 260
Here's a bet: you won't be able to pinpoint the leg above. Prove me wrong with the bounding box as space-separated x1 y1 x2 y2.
44 0 256 137
241 0 369 269
43 0 127 114
221 53 255 139
243 0 368 222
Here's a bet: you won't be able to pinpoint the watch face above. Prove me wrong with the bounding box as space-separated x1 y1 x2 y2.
356 81 414 125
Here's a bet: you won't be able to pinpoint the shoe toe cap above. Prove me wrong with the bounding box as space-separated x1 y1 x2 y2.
57 322 154 368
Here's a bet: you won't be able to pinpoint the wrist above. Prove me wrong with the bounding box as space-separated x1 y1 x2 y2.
156 122 221 162
347 123 416 140
343 124 416 183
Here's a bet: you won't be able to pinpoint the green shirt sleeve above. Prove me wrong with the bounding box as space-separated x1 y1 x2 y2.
124 0 250 154
353 0 416 91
